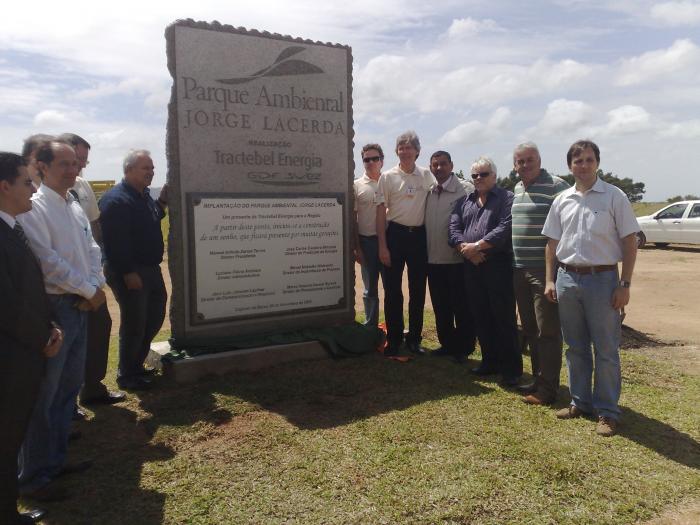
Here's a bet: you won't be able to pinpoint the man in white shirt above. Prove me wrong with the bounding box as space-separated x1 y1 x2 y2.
376 131 435 356
354 144 384 327
542 140 639 437
59 133 123 407
18 140 106 498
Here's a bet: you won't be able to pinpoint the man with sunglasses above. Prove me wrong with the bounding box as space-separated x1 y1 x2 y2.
425 151 475 363
376 131 435 356
448 157 522 386
354 144 385 327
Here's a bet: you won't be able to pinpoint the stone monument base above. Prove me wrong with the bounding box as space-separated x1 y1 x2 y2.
147 340 328 383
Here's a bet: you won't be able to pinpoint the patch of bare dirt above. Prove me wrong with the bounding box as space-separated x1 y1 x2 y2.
639 500 700 525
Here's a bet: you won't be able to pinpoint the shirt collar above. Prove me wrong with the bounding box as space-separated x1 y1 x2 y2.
434 174 457 193
121 179 151 198
0 209 15 228
360 173 379 184
591 176 606 193
37 183 71 204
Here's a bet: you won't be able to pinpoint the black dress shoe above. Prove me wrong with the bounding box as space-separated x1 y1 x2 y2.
384 346 400 357
470 365 498 376
405 341 425 355
516 382 537 394
500 376 522 388
57 459 93 477
82 390 126 406
118 377 152 391
18 508 46 523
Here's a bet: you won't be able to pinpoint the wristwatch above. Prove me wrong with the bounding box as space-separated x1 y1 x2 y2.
619 280 631 288
475 240 482 251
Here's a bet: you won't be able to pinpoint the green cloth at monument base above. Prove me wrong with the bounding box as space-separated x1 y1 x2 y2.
163 322 383 362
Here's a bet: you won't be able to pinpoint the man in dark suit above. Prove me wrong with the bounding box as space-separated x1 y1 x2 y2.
0 152 62 524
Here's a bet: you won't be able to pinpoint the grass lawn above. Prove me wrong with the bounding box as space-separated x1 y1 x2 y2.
33 313 699 525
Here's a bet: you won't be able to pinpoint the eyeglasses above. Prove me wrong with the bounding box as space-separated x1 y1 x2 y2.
471 172 491 179
363 156 383 163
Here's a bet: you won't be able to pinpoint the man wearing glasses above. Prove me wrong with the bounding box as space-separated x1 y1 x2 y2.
376 131 435 356
448 156 522 386
354 144 385 327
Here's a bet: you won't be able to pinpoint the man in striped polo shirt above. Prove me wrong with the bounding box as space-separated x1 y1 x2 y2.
511 142 569 405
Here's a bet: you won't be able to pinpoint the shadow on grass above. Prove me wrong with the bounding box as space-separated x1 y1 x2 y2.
194 353 495 430
619 406 700 470
40 388 232 525
34 404 172 525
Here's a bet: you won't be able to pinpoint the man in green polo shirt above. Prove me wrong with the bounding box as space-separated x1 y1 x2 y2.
511 142 569 405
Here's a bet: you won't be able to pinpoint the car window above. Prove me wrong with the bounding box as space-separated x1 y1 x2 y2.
689 204 700 219
657 203 688 219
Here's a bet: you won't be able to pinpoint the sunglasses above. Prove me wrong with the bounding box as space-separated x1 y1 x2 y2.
363 156 383 163
471 172 491 179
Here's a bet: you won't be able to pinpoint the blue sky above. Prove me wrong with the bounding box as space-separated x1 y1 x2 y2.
2 0 699 200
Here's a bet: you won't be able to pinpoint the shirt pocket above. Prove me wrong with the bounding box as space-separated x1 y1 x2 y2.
587 209 612 235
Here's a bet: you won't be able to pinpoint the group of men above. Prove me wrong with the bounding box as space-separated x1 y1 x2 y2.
354 132 639 439
0 134 168 524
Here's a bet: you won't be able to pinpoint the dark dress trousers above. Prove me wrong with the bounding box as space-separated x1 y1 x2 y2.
448 187 523 380
0 220 53 523
99 181 167 383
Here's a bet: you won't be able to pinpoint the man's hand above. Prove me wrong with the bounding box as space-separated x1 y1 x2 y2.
354 247 365 265
544 281 558 303
158 183 169 206
124 272 143 290
611 286 630 310
87 287 107 310
43 327 63 357
379 246 391 267
467 252 486 265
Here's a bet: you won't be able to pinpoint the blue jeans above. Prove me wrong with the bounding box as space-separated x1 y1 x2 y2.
19 294 87 492
556 267 622 419
359 235 382 327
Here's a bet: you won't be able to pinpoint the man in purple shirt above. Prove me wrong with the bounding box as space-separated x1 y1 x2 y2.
448 156 522 386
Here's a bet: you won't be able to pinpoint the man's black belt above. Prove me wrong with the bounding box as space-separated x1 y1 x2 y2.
388 222 425 233
559 263 617 275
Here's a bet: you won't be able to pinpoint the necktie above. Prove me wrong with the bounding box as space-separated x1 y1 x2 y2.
435 184 443 195
14 221 32 250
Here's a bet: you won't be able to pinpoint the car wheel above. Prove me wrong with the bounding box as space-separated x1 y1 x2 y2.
637 231 646 248
655 242 669 248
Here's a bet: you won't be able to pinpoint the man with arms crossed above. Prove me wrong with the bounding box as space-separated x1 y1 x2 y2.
542 140 639 436
354 144 384 327
376 131 435 356
425 150 475 363
0 152 62 524
18 140 106 499
511 142 569 405
100 150 168 391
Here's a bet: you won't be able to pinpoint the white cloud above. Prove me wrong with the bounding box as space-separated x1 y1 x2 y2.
659 119 700 138
532 99 595 135
600 105 652 136
440 107 511 145
446 17 501 38
616 39 700 85
650 1 700 26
